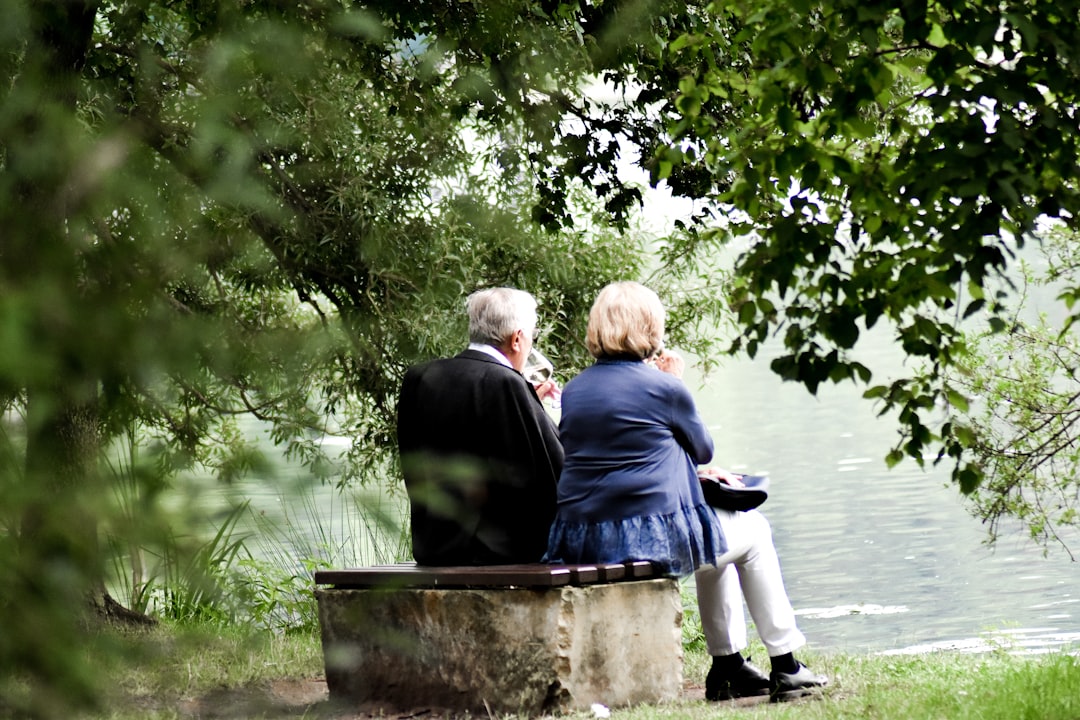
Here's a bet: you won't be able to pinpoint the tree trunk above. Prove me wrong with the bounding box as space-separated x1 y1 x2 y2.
21 390 103 587
13 0 149 626
14 0 100 559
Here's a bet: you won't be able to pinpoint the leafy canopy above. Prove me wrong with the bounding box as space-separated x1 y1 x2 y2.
651 0 1080 504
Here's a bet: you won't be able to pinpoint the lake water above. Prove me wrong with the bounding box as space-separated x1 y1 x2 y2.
688 331 1079 656
217 319 1078 657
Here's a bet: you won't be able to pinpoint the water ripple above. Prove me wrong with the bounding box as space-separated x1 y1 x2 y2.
880 628 1080 656
797 604 909 619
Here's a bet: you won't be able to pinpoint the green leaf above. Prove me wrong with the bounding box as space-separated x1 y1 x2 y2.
945 388 969 412
956 465 983 495
953 424 976 448
738 301 757 325
962 298 984 318
863 385 888 400
885 448 904 468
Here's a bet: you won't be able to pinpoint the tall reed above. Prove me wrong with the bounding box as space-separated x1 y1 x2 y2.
102 427 411 631
233 482 410 633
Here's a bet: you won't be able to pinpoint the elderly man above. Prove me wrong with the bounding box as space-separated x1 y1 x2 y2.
396 287 563 565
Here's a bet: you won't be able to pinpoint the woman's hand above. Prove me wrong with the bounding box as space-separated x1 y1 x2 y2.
698 467 745 487
652 349 684 379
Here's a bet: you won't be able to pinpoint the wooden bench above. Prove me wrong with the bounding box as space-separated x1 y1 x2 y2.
314 561 683 715
314 559 659 588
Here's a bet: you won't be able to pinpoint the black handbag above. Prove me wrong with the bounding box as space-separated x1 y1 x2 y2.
699 474 770 512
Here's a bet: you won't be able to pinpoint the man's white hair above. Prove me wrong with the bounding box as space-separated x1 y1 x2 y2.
466 287 537 347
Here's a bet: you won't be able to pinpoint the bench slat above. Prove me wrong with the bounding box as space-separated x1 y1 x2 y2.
625 560 656 578
313 561 658 589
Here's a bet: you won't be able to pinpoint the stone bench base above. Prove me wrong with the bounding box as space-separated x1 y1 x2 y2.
315 577 682 715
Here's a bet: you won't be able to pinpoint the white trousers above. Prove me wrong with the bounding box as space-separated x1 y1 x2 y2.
694 507 806 657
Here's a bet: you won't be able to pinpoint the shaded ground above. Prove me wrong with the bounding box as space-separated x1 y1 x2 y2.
170 678 771 719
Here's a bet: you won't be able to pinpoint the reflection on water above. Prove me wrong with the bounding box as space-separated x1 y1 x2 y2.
689 336 1078 656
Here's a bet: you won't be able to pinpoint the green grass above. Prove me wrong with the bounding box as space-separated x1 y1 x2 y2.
86 624 325 719
662 650 1080 720
83 624 1079 720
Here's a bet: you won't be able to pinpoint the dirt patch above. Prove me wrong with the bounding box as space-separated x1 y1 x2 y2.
175 677 491 719
168 678 770 718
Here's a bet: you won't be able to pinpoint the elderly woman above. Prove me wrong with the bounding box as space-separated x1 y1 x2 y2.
545 281 827 702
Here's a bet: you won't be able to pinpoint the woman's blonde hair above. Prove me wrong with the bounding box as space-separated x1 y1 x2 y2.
586 281 665 359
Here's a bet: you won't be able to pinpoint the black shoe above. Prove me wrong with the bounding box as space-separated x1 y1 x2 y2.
770 661 828 702
705 660 771 701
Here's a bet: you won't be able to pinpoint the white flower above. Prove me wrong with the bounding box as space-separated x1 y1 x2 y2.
591 703 611 718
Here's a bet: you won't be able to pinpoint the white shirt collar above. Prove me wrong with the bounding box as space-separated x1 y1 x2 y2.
468 342 512 368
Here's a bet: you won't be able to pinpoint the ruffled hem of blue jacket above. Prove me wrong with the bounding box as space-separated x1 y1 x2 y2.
543 502 726 577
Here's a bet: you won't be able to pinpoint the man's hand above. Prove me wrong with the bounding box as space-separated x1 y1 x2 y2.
534 379 561 405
